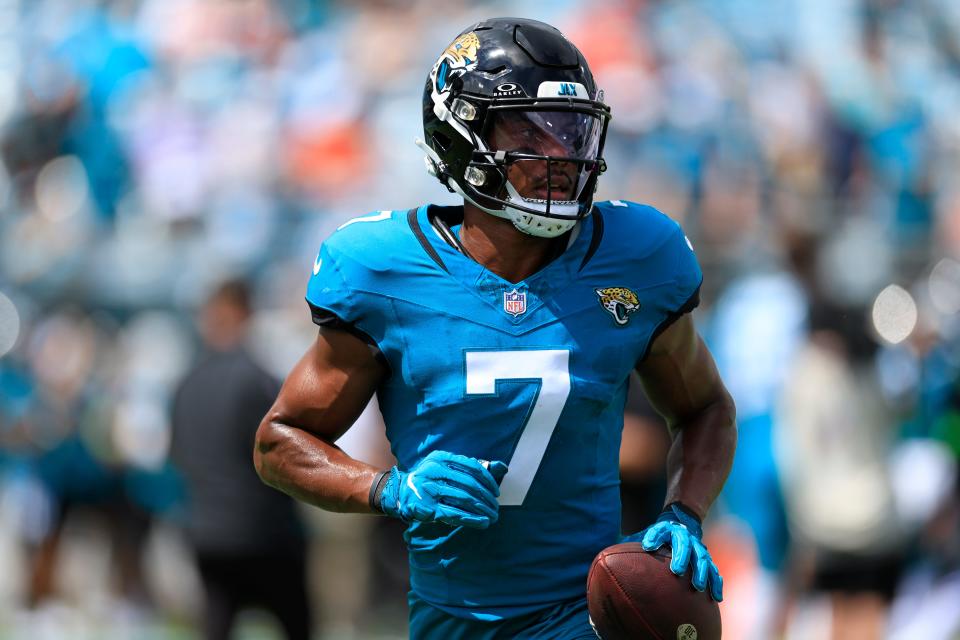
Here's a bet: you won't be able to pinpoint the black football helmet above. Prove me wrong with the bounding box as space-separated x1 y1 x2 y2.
417 18 611 238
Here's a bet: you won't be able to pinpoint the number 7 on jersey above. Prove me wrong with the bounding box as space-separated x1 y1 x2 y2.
465 350 571 506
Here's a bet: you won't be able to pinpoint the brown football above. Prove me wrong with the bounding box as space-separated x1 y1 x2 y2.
586 542 721 640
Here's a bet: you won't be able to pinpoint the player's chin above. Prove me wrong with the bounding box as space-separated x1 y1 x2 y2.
530 188 575 201
515 182 572 201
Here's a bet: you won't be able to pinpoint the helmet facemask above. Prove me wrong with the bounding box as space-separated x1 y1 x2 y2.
469 106 607 237
421 98 610 238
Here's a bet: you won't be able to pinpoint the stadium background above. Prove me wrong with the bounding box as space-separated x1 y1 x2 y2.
1 0 959 638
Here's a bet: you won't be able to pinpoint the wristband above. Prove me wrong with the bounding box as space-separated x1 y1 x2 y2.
661 501 704 539
663 501 702 525
369 470 391 513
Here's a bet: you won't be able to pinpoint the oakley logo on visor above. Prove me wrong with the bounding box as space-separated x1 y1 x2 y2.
494 82 525 97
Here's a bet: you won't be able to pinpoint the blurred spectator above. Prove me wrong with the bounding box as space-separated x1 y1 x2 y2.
170 280 311 640
776 306 907 640
18 310 157 616
887 470 960 639
704 226 813 639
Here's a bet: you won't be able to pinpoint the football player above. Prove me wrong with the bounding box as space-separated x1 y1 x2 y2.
255 18 736 639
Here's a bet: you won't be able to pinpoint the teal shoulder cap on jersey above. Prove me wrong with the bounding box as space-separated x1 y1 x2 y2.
593 199 702 303
304 209 410 356
591 200 703 359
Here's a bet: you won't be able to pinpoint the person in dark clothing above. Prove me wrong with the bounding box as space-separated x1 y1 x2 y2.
170 280 312 640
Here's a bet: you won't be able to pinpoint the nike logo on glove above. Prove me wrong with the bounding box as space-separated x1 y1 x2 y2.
406 472 422 499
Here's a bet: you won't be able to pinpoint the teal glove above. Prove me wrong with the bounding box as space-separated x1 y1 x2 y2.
623 503 723 601
375 451 508 529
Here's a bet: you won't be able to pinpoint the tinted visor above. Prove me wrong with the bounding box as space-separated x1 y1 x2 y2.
484 110 603 160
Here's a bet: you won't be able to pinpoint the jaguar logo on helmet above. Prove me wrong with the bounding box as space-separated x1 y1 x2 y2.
432 32 481 94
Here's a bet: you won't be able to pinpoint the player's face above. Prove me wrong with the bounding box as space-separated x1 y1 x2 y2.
485 110 602 202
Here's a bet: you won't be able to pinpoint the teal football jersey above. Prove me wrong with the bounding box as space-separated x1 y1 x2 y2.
305 201 702 620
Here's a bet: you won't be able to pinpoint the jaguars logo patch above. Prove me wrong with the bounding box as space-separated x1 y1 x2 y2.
596 287 640 326
431 32 480 95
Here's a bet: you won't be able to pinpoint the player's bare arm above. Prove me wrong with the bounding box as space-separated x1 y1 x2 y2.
255 326 505 528
620 312 736 602
254 327 386 513
635 313 737 520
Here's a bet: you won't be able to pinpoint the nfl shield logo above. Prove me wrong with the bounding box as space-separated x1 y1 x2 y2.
503 288 527 317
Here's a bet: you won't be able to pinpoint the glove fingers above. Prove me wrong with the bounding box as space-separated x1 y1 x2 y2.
434 474 500 513
709 571 724 602
436 485 499 520
403 500 435 523
635 505 720 596
690 541 709 591
641 522 670 551
434 505 495 529
669 528 691 576
444 457 503 497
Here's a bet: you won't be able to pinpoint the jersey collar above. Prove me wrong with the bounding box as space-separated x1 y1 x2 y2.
411 204 601 317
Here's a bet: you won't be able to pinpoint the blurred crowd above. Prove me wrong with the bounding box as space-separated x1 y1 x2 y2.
1 0 960 638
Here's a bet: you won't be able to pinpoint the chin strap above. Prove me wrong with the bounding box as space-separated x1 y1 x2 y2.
416 137 514 220
502 182 580 238
415 138 455 193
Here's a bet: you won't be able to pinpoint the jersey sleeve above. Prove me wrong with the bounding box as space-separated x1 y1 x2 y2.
305 240 357 327
639 218 704 361
304 238 389 355
303 212 403 368
611 199 703 316
665 220 703 316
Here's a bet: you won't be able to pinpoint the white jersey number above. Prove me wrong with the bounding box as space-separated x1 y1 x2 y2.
465 350 572 505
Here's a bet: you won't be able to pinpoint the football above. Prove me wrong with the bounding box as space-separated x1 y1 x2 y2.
586 542 721 640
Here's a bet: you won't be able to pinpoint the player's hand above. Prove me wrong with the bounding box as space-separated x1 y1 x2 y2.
378 451 508 529
623 503 723 601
